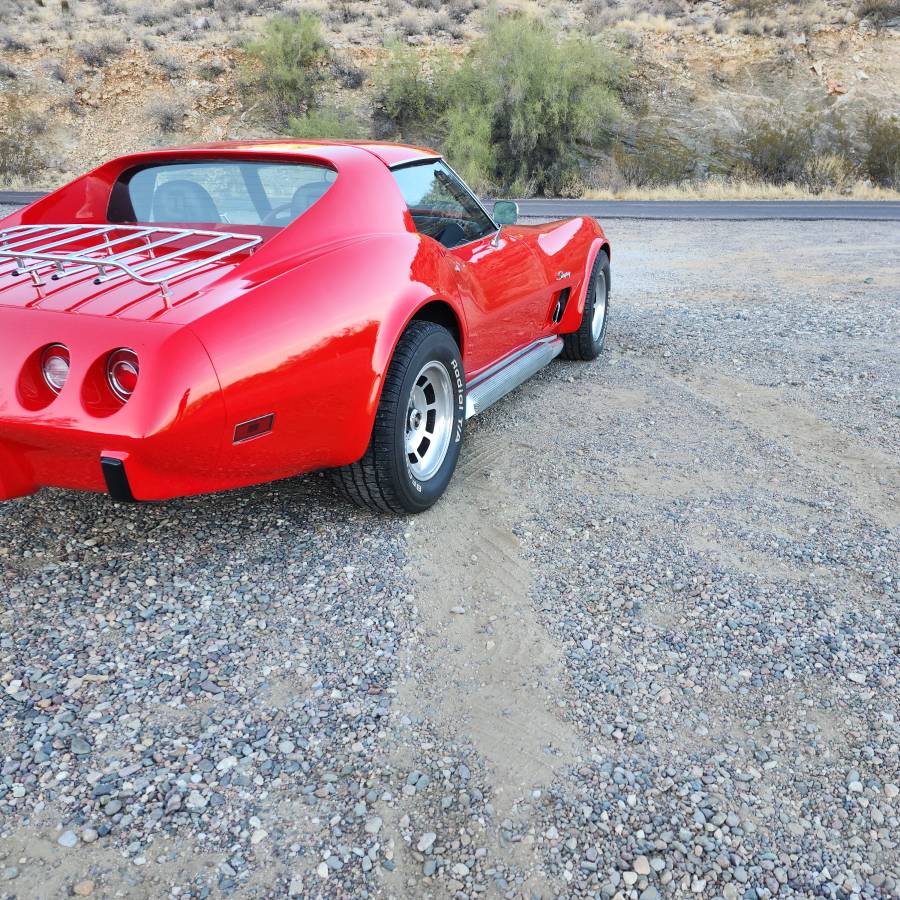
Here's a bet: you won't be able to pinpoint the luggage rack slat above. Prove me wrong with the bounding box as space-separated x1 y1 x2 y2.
0 223 262 307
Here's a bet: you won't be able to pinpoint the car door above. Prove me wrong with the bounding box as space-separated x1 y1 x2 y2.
390 161 550 374
449 228 550 371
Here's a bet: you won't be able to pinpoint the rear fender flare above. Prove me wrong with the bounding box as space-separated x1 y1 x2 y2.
367 290 468 425
561 238 611 333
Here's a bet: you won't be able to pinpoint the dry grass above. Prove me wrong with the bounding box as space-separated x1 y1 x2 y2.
585 177 900 201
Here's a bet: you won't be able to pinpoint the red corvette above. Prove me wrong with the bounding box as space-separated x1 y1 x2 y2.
0 140 610 513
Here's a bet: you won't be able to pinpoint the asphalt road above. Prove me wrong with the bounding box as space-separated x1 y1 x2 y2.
3 191 900 220
512 198 900 220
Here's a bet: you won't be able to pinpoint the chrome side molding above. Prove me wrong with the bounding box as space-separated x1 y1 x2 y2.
465 336 563 419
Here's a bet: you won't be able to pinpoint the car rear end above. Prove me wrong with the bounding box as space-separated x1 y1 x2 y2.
0 301 227 501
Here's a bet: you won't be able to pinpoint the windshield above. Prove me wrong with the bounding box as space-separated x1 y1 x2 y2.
108 160 336 228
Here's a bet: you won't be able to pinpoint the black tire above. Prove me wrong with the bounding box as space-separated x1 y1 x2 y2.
562 250 610 361
333 321 465 514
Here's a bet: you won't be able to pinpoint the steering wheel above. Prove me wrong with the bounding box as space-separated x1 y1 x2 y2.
261 202 293 227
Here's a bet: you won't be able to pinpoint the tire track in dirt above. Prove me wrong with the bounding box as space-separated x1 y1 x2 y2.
406 431 579 804
395 422 581 885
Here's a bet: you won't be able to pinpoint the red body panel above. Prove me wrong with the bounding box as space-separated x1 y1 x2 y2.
0 140 609 502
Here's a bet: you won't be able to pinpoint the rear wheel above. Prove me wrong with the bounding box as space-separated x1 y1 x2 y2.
334 321 465 514
562 250 610 361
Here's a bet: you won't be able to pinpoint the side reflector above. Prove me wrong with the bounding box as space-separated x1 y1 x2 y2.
233 414 275 444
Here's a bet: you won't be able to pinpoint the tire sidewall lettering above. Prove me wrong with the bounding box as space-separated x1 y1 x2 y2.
401 340 464 504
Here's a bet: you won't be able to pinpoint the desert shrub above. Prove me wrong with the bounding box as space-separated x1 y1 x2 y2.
326 1 354 25
446 0 474 20
731 0 775 16
862 112 900 187
146 99 185 132
856 0 900 22
725 112 869 193
802 153 855 194
153 52 183 75
0 31 30 52
77 37 124 68
428 9 453 33
736 119 813 184
443 13 627 195
614 128 697 187
376 13 625 195
43 60 67 82
0 96 42 182
398 10 422 34
246 14 328 125
130 4 167 25
375 39 450 139
288 106 366 139
0 61 15 80
198 59 228 80
332 56 364 89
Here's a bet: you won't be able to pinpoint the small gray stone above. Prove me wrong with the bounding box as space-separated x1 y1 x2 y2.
57 830 79 848
417 832 437 852
70 736 91 756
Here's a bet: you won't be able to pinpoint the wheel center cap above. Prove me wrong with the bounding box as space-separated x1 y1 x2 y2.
409 408 422 430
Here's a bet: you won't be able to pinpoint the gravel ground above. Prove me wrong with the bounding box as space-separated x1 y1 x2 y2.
1 214 898 900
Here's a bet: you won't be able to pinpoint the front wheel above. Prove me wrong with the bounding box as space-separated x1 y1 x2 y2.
562 250 610 361
333 321 465 514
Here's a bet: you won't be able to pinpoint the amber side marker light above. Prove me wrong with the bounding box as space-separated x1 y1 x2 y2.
41 344 71 394
107 349 139 402
233 414 275 444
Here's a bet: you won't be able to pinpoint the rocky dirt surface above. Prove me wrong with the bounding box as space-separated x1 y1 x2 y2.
1 216 898 899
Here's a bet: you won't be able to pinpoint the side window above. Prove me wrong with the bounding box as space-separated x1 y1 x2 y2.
391 161 495 248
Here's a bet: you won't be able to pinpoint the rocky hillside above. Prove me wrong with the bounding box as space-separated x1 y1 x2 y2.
0 0 898 193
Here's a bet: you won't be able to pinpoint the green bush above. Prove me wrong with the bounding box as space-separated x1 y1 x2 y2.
246 14 328 125
448 14 626 195
377 13 627 195
863 111 900 188
375 39 450 140
288 106 367 140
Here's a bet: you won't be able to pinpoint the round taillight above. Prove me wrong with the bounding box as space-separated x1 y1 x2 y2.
41 344 70 394
107 349 139 402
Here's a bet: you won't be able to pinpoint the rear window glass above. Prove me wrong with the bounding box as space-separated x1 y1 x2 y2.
108 160 336 228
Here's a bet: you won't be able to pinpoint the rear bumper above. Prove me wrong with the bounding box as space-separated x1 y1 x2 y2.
0 446 134 503
0 430 237 502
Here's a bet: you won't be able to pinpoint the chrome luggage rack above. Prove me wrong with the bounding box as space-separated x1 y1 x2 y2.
0 223 262 307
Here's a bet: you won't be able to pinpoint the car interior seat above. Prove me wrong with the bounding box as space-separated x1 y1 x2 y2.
151 180 221 224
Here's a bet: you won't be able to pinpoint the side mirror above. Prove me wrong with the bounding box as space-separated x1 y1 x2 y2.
493 200 518 225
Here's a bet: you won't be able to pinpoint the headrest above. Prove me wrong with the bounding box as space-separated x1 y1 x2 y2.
290 181 332 219
151 180 221 224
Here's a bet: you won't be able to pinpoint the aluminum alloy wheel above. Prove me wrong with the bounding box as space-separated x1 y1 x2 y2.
591 270 608 342
405 361 454 481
